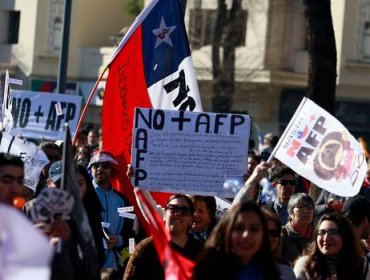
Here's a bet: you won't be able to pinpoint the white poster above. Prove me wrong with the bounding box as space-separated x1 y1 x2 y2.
131 108 250 197
272 97 367 197
0 133 49 191
7 90 82 140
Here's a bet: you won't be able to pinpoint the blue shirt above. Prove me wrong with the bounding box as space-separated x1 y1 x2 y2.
93 181 126 269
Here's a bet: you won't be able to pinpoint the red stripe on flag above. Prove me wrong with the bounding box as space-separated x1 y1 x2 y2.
102 26 152 213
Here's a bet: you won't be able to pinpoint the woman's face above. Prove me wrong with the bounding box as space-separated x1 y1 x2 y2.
317 220 342 256
77 172 87 198
290 203 314 226
192 200 211 233
230 211 264 265
164 198 193 236
266 220 280 252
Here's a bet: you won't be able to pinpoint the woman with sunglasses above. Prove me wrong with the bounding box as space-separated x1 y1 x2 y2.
294 212 370 280
124 194 203 280
263 209 296 279
281 193 315 264
192 200 281 280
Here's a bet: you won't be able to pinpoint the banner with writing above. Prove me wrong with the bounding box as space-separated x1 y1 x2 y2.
131 108 250 197
6 90 82 140
272 97 367 197
0 133 49 191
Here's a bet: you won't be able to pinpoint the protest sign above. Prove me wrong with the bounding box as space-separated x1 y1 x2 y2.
271 97 367 197
131 108 250 197
0 133 49 191
7 89 82 140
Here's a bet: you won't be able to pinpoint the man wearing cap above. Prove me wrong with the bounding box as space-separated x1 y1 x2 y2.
89 150 135 278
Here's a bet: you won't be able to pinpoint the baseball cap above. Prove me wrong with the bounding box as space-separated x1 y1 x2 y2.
88 150 118 169
48 160 63 183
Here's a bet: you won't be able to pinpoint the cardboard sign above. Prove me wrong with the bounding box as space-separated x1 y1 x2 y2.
6 89 82 140
131 108 250 197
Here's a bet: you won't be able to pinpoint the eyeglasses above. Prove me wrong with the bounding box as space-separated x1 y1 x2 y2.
317 228 339 237
91 162 111 169
277 179 296 187
268 228 281 238
165 204 191 216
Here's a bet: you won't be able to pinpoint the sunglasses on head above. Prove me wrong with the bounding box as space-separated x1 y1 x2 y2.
277 179 296 187
268 228 281 238
165 204 191 216
91 162 111 169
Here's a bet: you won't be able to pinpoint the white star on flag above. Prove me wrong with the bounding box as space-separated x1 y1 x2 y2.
152 17 177 48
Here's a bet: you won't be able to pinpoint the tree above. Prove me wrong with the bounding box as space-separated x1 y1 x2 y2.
304 0 337 115
211 0 244 113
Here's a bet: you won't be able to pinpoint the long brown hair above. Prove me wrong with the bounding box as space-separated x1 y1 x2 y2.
304 212 364 279
193 200 280 280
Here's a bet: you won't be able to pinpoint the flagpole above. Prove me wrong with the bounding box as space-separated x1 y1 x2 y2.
72 67 107 145
267 97 308 163
61 122 69 190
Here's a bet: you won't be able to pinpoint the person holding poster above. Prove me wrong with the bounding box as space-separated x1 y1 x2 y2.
124 194 203 280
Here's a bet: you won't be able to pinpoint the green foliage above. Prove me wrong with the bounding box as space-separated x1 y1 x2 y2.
123 0 144 17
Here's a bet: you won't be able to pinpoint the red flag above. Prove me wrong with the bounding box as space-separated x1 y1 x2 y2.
134 188 195 280
101 0 202 209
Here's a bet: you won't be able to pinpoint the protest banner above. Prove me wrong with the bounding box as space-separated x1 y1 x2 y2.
0 133 49 191
6 90 82 140
270 97 367 197
131 108 250 197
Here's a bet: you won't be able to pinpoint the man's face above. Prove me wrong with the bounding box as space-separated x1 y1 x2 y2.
88 132 99 146
274 173 295 205
91 162 114 188
0 165 25 205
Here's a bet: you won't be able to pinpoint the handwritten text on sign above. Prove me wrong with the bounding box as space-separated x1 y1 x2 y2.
131 108 250 197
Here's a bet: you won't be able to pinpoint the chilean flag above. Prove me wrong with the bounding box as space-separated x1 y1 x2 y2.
101 0 202 205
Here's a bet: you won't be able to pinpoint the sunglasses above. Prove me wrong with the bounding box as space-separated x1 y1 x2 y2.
165 204 191 216
317 228 339 237
91 162 111 169
268 228 281 238
277 179 296 187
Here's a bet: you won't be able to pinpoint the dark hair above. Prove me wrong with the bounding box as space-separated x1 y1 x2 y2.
76 164 105 266
304 212 364 279
38 141 61 152
262 208 282 256
191 195 218 231
193 200 280 280
0 152 24 168
166 194 195 216
269 165 295 182
342 195 370 226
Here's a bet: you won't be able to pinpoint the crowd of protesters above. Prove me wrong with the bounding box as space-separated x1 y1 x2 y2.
2 129 370 280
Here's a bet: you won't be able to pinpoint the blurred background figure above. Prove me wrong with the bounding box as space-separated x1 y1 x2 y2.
262 209 296 279
87 128 100 155
191 195 218 242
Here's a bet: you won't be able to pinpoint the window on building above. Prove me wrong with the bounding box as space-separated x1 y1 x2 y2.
188 8 247 50
49 0 64 53
8 11 20 44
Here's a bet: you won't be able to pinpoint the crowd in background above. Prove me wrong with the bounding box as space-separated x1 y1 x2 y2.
1 129 370 280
